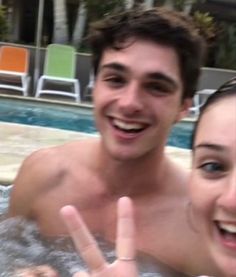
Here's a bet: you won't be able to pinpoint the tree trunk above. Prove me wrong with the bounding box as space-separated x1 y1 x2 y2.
72 0 87 49
125 0 134 9
164 0 174 10
143 0 154 9
53 0 68 44
183 0 195 15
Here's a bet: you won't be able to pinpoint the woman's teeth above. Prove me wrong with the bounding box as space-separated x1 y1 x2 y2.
218 222 236 234
217 221 236 242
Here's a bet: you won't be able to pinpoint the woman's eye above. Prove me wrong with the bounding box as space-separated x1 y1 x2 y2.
198 161 226 177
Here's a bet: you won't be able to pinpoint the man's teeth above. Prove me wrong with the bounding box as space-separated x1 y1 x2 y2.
113 119 144 131
218 222 236 234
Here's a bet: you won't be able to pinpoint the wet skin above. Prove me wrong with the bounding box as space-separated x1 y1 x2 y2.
93 38 189 161
9 39 219 276
190 96 236 276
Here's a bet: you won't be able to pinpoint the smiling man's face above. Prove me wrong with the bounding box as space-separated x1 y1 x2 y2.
93 39 189 161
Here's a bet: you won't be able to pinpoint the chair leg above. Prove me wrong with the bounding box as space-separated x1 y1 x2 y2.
21 75 27 97
74 80 81 102
35 77 44 98
23 76 30 97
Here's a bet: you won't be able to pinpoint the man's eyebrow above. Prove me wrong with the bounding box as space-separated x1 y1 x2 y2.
99 62 126 72
193 143 226 152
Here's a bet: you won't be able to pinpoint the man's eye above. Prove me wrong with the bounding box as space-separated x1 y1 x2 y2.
104 76 125 87
145 83 170 95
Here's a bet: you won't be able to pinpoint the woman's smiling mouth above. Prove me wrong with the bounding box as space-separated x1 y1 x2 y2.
215 220 236 250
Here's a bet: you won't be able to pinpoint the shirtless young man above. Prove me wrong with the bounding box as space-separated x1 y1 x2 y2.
8 7 220 276
60 78 236 277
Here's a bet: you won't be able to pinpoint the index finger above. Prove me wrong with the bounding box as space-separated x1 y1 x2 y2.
116 197 136 260
60 205 107 272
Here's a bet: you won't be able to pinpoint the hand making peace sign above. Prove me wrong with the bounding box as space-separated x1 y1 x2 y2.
60 197 138 277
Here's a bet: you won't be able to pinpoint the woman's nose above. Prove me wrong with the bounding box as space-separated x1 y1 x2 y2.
218 170 236 212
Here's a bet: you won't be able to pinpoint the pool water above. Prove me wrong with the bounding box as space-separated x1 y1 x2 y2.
0 216 183 276
169 121 193 149
0 185 11 214
0 98 194 149
0 99 97 134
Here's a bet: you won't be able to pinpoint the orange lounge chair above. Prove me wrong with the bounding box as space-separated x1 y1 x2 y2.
0 46 30 96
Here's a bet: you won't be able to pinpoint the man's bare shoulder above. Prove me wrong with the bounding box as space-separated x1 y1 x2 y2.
162 156 190 196
9 137 99 218
57 137 100 158
20 137 99 174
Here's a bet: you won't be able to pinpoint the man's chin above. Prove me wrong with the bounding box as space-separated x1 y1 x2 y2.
107 147 147 162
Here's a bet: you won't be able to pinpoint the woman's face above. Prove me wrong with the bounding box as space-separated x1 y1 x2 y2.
190 96 236 276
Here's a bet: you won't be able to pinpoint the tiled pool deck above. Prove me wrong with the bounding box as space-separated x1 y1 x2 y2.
0 121 191 185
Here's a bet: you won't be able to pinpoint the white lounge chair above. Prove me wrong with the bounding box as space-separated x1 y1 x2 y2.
189 89 215 116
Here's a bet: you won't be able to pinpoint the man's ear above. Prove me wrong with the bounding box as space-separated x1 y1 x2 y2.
175 98 192 123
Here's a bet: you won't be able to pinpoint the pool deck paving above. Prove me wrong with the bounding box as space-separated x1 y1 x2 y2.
0 121 191 185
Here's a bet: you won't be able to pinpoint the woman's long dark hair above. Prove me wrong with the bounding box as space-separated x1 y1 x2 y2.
191 76 236 149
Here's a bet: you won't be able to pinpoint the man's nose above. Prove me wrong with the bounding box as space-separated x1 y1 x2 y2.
118 82 144 114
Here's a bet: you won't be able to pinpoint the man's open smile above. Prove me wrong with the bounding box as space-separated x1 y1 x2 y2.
108 116 150 137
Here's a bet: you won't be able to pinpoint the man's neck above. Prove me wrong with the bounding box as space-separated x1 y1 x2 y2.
94 143 170 197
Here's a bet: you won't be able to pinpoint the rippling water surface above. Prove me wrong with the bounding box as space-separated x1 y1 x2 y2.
0 215 189 277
